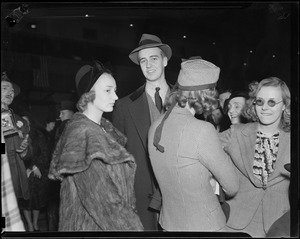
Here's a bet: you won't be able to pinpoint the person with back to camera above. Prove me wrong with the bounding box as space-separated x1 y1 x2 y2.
219 77 291 237
112 33 173 230
147 58 239 231
48 60 143 231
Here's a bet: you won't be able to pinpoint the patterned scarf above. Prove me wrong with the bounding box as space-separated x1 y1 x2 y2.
253 131 280 188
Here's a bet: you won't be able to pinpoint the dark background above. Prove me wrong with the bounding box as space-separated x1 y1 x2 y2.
1 2 298 124
1 1 299 236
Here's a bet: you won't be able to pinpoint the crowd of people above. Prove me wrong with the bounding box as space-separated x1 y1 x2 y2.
1 33 293 237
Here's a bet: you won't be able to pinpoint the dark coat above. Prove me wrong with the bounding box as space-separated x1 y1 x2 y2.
4 111 31 200
24 126 50 210
112 84 158 230
49 113 143 231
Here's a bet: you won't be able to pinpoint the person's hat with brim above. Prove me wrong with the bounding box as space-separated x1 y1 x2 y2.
60 100 76 112
129 33 172 65
1 71 20 97
153 58 220 153
75 60 111 97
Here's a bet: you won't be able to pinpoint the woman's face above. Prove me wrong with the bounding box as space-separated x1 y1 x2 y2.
255 86 285 127
90 73 118 113
227 97 246 124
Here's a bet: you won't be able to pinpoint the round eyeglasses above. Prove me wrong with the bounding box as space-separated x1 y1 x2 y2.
253 98 283 107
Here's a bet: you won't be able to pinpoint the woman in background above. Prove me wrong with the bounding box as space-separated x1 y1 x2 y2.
21 113 50 231
223 90 249 125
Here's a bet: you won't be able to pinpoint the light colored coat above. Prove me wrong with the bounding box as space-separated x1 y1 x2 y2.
148 106 239 231
219 122 290 233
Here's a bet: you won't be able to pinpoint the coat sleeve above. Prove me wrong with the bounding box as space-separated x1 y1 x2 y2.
197 123 239 198
72 163 144 230
112 100 126 135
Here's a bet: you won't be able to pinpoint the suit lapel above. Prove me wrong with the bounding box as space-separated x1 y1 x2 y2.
129 87 151 151
239 123 263 186
268 130 290 182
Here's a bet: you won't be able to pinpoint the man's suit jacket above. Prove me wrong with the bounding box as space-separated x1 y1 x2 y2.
219 122 290 233
112 83 160 230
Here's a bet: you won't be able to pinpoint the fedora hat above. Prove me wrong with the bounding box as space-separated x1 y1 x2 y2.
1 71 20 97
60 100 76 112
129 33 172 65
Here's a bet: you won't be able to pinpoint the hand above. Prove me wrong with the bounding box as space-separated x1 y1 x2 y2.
16 134 29 153
26 168 32 178
33 166 42 179
48 173 63 182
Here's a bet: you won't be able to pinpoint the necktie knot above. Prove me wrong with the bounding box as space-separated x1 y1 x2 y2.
154 87 163 113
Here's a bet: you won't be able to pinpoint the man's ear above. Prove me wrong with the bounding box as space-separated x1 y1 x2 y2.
163 56 168 67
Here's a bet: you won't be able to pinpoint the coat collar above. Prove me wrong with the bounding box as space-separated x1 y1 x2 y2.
129 81 173 102
238 122 290 186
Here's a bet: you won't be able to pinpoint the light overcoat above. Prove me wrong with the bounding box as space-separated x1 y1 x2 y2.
219 122 290 233
147 106 239 231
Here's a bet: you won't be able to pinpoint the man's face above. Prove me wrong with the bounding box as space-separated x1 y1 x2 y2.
1 81 14 108
59 109 74 122
138 47 167 82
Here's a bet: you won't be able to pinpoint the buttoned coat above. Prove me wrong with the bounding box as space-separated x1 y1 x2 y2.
219 122 290 233
112 84 157 230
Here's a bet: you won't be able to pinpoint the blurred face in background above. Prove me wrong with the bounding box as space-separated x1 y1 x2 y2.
211 108 223 126
227 97 246 124
255 86 285 128
59 109 74 122
1 81 14 109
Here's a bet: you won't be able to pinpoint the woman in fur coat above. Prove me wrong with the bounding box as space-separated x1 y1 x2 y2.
48 61 143 231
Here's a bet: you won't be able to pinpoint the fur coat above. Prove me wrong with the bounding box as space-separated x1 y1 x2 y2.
48 112 143 231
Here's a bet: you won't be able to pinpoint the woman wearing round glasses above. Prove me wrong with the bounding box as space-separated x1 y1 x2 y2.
219 77 290 237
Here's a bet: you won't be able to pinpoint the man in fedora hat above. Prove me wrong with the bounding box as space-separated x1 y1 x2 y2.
55 100 76 143
2 72 32 229
112 33 173 230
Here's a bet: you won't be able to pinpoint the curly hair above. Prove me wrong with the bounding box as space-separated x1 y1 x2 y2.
165 87 219 117
76 90 96 112
242 77 290 132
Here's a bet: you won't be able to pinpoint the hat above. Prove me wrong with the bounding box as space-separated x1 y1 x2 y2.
177 59 220 91
60 100 76 112
1 71 20 96
129 33 172 65
75 60 111 97
153 58 220 153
